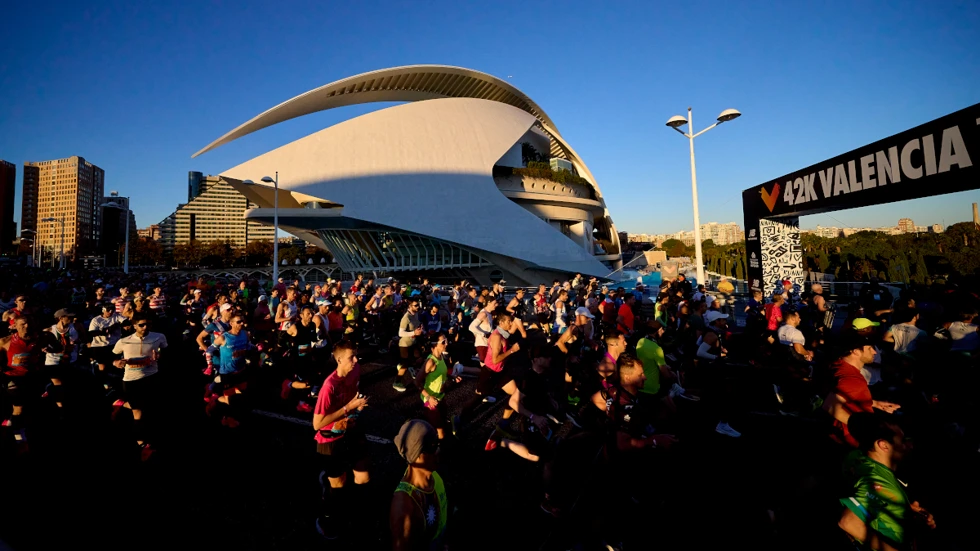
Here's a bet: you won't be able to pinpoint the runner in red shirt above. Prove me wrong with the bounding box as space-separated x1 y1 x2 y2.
824 334 900 447
1 316 39 450
617 294 636 334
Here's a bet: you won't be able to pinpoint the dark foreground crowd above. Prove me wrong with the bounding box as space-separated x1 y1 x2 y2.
1 266 978 550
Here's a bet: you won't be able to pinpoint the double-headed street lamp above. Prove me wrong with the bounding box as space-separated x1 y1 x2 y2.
666 107 742 285
41 217 65 270
101 199 130 274
243 172 279 286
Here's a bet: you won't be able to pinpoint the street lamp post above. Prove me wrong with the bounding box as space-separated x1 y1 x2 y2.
666 107 742 285
100 200 130 274
41 217 65 270
245 173 279 286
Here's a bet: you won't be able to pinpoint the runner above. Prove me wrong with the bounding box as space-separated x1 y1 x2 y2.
283 305 319 412
205 311 253 427
87 303 128 375
453 311 545 435
111 312 168 461
313 341 369 541
417 334 453 440
824 334 901 448
39 308 79 410
196 302 234 376
275 286 299 331
1 316 39 451
838 412 936 549
390 419 448 551
393 298 423 393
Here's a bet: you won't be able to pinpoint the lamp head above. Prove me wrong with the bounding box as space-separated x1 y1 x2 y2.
261 176 275 183
665 115 688 128
717 109 741 123
242 179 255 184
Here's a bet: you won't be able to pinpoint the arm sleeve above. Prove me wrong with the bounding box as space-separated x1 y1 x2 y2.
697 342 717 360
398 316 415 338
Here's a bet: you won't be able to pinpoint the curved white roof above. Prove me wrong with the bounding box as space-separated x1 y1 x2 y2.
193 64 559 158
221 97 615 277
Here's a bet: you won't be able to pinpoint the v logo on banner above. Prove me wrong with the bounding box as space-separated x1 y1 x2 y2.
760 183 780 213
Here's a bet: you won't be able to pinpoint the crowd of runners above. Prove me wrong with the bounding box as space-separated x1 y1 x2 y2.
1 266 977 550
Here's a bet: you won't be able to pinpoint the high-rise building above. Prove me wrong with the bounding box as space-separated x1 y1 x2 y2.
159 175 274 254
21 164 38 236
188 171 203 202
99 194 137 267
897 218 915 233
23 156 104 262
0 160 15 252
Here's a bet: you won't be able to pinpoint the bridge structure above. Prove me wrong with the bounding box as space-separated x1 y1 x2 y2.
161 263 346 283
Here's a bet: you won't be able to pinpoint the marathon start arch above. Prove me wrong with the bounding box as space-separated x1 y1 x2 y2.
743 102 980 294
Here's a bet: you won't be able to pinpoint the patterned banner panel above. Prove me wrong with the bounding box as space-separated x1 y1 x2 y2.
759 217 804 294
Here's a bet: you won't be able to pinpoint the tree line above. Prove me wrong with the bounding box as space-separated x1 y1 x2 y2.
120 238 332 268
653 222 980 284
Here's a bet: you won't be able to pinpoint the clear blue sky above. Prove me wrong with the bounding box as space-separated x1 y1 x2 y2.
2 0 978 235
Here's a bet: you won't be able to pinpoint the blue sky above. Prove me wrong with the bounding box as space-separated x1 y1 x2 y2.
2 0 978 235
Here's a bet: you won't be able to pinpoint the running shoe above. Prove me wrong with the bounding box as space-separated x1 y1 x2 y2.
280 379 293 400
392 382 407 392
111 400 127 421
546 414 562 425
773 384 785 405
565 411 582 429
407 366 417 380
315 515 341 541
484 427 503 451
539 496 563 518
205 395 221 416
482 396 497 404
451 415 462 436
669 383 700 402
139 443 155 462
715 421 742 438
296 402 313 413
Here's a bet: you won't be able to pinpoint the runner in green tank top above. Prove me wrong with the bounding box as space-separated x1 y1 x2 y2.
391 419 448 551
418 335 452 439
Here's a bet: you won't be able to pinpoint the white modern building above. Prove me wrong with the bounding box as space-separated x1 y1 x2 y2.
193 65 623 285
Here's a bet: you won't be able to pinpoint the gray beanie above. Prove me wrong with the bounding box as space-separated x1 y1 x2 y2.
394 419 437 464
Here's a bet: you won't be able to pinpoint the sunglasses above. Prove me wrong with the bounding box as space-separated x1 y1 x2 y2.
232 320 244 324
438 339 448 345
134 323 148 328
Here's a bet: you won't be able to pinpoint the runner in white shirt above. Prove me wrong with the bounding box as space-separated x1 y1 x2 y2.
112 313 168 461
88 304 128 374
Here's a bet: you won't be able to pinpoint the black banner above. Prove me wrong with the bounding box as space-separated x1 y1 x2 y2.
744 102 979 220
744 102 980 291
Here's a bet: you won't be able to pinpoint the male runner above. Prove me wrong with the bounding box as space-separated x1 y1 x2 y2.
88 304 127 375
313 341 369 540
40 309 79 410
393 299 423 392
838 412 936 549
390 419 448 551
112 313 168 460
